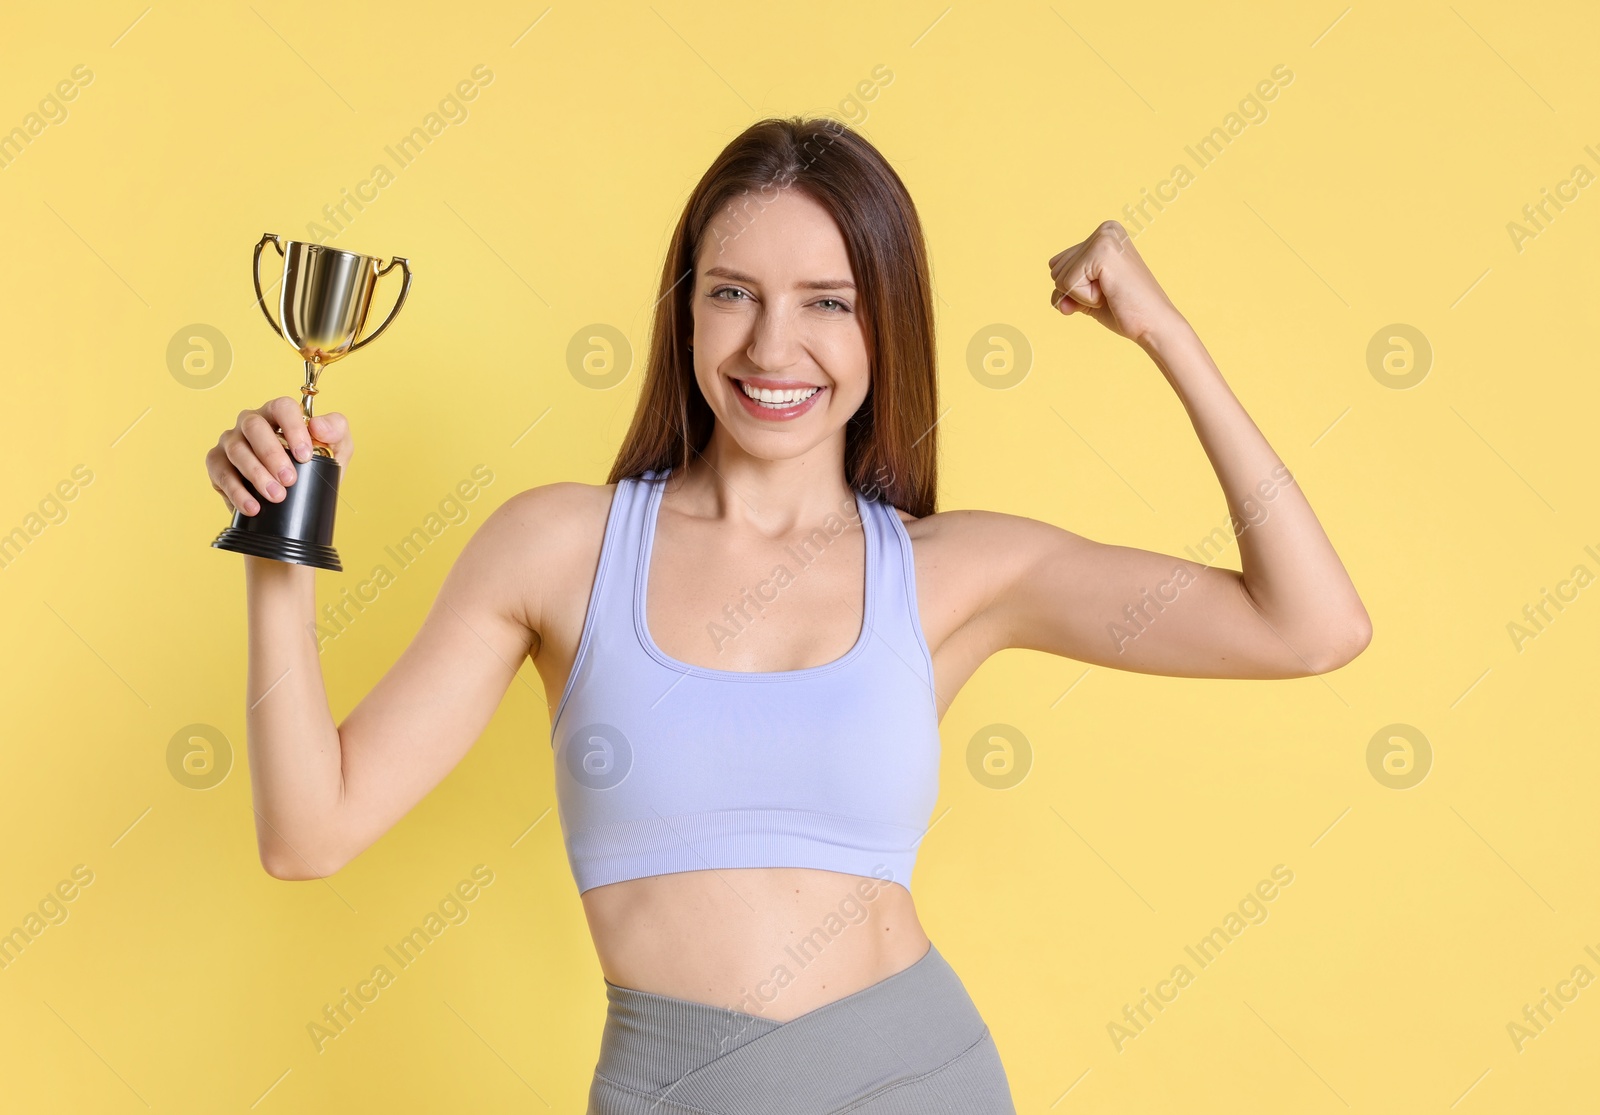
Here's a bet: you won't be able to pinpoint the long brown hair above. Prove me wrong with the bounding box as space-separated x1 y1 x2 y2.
605 116 938 517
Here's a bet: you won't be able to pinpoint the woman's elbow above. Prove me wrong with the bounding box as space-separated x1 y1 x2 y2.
1311 611 1373 674
259 842 344 881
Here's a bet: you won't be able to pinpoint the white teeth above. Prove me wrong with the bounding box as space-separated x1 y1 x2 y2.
740 381 821 408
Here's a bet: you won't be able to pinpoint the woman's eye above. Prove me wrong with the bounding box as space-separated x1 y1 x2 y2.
708 287 847 312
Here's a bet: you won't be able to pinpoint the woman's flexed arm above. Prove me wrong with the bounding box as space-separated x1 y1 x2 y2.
969 221 1371 678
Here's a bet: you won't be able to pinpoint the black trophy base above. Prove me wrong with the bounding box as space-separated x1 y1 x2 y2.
212 451 343 572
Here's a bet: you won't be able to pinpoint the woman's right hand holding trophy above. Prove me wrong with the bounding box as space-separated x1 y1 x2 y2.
205 398 352 518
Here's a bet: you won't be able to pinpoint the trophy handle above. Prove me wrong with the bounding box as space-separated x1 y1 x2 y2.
350 256 413 352
252 233 287 339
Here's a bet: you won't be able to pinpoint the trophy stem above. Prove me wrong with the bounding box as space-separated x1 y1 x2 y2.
301 359 322 423
300 359 334 459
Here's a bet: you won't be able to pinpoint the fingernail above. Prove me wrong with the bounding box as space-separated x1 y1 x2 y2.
278 466 296 484
294 444 310 462
267 481 284 499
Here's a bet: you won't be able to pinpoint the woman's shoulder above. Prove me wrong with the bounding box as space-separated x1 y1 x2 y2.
891 503 1084 585
494 478 617 520
463 479 620 584
886 504 1093 655
890 503 1041 546
488 478 618 547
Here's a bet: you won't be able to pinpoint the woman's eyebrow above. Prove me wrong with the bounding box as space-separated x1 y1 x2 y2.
703 265 855 290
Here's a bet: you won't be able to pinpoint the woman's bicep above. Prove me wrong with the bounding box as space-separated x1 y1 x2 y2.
974 512 1332 679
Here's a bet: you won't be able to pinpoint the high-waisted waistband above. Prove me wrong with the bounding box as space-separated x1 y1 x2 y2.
587 942 1016 1114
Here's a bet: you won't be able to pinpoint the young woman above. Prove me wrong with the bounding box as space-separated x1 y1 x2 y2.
206 117 1371 1113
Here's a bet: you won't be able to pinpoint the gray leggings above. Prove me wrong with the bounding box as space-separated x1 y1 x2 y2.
586 941 1017 1114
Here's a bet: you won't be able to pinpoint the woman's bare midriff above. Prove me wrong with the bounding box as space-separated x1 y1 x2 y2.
578 866 931 1023
529 485 965 1024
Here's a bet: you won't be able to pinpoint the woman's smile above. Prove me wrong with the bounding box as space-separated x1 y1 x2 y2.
727 373 829 421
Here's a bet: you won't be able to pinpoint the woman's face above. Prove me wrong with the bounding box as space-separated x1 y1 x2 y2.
689 187 870 463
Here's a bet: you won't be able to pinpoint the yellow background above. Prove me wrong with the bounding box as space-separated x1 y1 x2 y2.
2 1 1597 1111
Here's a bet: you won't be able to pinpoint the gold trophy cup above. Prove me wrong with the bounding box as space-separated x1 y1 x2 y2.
211 233 412 571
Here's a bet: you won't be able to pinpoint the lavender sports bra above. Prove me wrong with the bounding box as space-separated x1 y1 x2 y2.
549 468 941 896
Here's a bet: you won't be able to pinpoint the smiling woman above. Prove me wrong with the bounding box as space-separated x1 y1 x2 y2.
609 118 940 517
550 123 1014 1110
206 113 1369 1114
